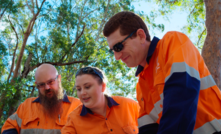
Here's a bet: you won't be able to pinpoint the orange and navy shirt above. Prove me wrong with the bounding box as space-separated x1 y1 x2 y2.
136 31 221 134
61 96 139 134
1 94 81 134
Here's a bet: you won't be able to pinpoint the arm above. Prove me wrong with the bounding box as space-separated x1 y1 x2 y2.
1 104 24 134
61 114 77 134
157 32 200 134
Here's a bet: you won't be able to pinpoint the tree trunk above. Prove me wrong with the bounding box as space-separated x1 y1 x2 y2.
0 0 46 120
202 0 221 89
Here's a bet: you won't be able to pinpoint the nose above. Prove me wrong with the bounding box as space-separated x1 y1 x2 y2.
45 84 50 90
114 51 122 61
81 88 86 95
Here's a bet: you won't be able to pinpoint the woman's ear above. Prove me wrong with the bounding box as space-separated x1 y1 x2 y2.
102 83 106 92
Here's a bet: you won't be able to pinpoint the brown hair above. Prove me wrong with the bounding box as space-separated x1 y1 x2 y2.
103 11 150 41
75 66 107 85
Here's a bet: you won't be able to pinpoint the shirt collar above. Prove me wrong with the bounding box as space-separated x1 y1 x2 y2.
32 93 70 103
80 95 119 116
135 36 160 76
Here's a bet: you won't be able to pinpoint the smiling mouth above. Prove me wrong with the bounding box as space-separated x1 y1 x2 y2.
82 97 90 102
122 56 129 62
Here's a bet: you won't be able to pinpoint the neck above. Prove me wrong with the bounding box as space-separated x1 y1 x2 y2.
140 41 151 67
90 95 107 117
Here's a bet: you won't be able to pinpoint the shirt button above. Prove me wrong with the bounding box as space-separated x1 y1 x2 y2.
133 129 135 132
141 98 143 101
106 118 107 120
110 129 113 131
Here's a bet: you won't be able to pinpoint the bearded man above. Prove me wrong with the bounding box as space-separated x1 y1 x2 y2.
2 64 81 134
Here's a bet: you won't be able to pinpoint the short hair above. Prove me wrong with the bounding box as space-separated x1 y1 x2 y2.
103 11 151 41
75 66 107 84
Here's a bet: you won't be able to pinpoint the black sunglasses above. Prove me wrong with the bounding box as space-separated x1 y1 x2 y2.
75 67 103 80
109 30 137 53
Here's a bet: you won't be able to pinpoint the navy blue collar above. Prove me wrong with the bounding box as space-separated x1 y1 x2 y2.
32 93 70 103
135 36 160 76
80 95 119 116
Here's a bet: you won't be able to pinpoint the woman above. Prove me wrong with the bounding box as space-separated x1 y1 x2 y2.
61 66 139 134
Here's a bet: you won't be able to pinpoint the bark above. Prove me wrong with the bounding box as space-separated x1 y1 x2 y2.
0 0 46 120
21 53 33 78
202 0 221 89
7 16 19 82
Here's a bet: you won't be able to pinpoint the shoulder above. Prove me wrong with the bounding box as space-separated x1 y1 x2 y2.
67 96 81 103
163 31 188 38
158 31 194 54
112 96 138 105
68 104 83 117
66 96 82 112
21 97 39 106
161 31 190 45
15 97 39 116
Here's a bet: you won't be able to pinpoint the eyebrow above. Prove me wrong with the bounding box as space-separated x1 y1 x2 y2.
37 78 55 84
75 82 91 87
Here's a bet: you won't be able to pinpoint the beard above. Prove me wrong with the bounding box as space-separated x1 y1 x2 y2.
39 82 64 118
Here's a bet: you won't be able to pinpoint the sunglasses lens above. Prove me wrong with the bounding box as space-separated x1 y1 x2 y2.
113 43 123 52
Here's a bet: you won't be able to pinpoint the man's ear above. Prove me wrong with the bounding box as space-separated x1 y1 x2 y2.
136 28 146 44
58 74 61 81
102 83 106 92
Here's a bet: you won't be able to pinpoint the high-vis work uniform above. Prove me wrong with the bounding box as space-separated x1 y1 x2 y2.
61 96 139 134
136 31 221 134
2 94 81 134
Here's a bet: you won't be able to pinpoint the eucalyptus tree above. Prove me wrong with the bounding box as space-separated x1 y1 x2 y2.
0 0 141 128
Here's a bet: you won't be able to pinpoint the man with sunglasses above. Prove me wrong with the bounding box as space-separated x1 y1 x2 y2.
2 63 81 134
103 11 221 134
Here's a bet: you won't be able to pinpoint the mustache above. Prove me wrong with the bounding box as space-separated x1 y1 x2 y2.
45 89 52 94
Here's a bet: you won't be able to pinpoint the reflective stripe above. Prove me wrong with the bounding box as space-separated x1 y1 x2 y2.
200 75 216 90
138 114 155 128
165 62 200 83
193 119 221 134
21 129 61 134
138 94 163 128
149 93 163 122
9 114 22 127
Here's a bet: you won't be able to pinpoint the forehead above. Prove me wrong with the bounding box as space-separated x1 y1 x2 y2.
75 74 98 86
106 28 126 48
35 70 57 83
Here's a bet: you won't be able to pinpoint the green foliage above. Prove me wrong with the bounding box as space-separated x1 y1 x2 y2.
150 0 206 48
0 0 141 129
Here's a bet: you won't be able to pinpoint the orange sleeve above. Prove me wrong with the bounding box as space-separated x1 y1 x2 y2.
61 113 77 134
1 103 25 134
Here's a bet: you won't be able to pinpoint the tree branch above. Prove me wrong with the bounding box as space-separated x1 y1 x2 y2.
7 15 19 82
35 0 45 16
31 0 35 11
76 0 88 38
35 0 39 9
95 0 110 42
197 28 206 48
11 0 46 82
189 2 203 15
26 0 35 15
29 60 89 72
59 24 86 62
0 0 12 21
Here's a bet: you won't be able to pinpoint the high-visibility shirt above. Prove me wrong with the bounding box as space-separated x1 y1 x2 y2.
1 94 81 134
136 31 221 134
61 96 139 134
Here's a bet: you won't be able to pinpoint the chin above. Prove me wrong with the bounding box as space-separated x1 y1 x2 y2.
125 63 138 68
